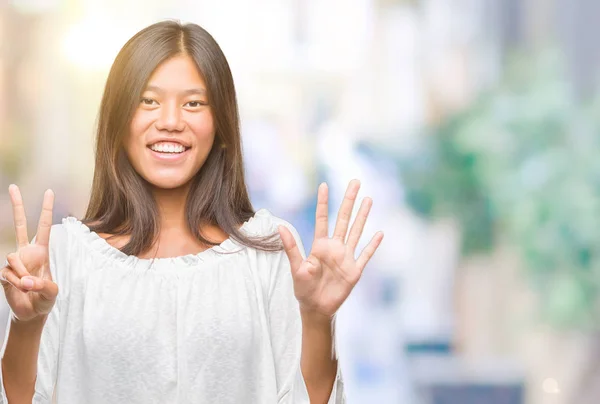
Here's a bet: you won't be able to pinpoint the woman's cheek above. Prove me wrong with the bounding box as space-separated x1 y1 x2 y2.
188 111 215 139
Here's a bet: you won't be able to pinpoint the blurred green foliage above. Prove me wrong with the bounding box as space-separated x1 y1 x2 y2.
400 51 600 329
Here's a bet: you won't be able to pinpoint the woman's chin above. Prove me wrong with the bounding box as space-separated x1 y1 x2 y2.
146 176 193 191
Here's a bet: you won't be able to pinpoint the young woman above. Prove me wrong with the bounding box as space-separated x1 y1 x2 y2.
0 21 383 403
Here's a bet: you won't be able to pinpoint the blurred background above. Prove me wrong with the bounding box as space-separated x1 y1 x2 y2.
1 0 600 403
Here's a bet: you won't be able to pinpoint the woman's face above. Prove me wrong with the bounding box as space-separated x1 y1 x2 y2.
125 54 215 190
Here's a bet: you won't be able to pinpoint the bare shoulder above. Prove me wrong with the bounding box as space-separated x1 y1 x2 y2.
84 220 129 250
96 232 129 250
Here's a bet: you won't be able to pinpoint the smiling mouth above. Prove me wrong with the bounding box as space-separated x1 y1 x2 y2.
148 147 190 155
147 143 191 154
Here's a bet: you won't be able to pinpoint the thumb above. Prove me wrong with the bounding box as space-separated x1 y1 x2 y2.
23 275 59 303
278 225 303 273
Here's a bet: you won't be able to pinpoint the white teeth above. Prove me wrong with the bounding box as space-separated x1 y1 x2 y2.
150 142 186 153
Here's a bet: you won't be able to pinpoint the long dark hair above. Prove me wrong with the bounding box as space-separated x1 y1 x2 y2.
83 20 281 255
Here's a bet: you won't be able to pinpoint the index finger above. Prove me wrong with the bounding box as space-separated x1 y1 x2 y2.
35 189 55 246
278 225 303 274
8 184 29 249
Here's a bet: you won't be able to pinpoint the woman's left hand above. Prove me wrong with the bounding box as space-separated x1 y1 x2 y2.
278 179 384 320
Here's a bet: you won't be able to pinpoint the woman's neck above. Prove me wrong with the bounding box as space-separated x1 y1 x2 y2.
136 183 229 259
152 184 190 232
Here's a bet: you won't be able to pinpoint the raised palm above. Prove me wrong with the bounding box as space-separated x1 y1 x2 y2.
0 185 58 322
279 180 384 318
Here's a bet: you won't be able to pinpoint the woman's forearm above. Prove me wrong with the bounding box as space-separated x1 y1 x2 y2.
300 310 337 404
2 314 46 404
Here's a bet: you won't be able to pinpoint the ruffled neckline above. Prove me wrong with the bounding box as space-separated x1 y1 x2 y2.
62 208 275 270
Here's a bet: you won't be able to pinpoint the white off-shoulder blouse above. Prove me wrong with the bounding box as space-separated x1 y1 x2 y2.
0 209 344 403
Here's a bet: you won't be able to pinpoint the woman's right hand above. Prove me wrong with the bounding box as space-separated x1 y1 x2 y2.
0 185 59 322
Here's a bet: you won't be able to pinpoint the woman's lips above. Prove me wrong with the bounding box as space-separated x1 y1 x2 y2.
147 146 190 162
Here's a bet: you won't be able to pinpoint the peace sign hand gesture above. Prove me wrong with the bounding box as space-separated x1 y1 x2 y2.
0 185 58 322
278 180 384 319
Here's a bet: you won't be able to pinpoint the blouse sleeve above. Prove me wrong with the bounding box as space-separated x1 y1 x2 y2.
0 223 67 403
267 219 345 404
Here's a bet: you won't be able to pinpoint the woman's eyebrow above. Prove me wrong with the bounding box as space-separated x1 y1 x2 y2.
144 85 206 96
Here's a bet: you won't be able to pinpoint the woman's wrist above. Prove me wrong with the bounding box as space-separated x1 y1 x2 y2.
10 312 47 328
300 307 335 329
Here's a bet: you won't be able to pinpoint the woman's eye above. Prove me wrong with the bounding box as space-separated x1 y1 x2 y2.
185 101 205 108
141 98 156 105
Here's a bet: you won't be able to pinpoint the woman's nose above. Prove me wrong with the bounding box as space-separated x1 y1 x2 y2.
155 102 184 132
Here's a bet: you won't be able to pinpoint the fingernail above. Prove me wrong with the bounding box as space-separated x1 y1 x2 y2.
22 277 34 290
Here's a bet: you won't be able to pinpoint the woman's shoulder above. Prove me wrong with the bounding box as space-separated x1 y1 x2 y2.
246 209 304 254
48 217 73 244
51 216 85 234
244 208 299 237
48 216 95 252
